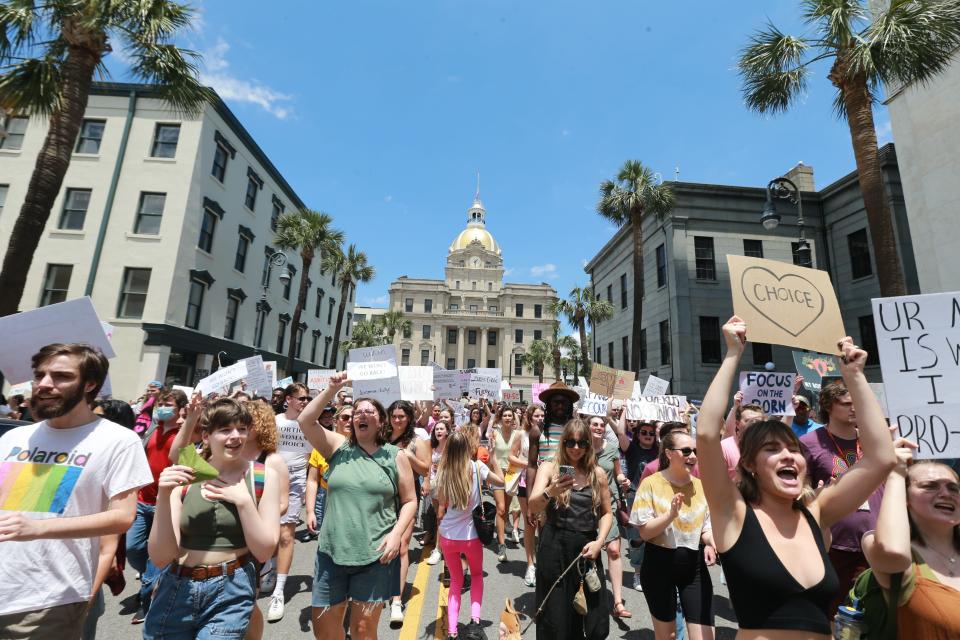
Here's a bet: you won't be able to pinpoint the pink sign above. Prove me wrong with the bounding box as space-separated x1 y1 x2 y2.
532 382 550 404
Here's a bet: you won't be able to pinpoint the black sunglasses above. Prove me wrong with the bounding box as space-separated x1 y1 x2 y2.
669 447 697 456
639 429 656 436
564 438 590 449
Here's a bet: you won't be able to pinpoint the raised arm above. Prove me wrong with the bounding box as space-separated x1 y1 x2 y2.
723 391 742 439
298 373 349 460
861 439 916 588
815 339 898 528
610 401 630 452
168 392 203 464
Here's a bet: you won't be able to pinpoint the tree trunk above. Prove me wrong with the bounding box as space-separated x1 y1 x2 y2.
0 39 102 316
538 367 544 384
552 346 562 382
572 358 580 383
835 66 906 296
630 212 645 371
578 315 590 381
286 251 312 376
328 278 350 368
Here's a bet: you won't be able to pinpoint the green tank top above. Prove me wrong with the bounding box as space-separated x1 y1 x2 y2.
319 442 400 566
179 464 257 550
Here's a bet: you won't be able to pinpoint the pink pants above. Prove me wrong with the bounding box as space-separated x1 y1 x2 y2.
439 536 484 634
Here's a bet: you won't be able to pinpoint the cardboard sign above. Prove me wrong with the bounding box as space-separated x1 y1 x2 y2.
739 372 796 416
872 292 960 458
792 350 841 395
590 364 634 400
728 255 845 354
502 389 521 403
577 392 609 417
531 382 551 404
0 297 116 383
307 369 336 391
470 368 502 400
433 370 462 400
399 366 434 401
642 375 670 397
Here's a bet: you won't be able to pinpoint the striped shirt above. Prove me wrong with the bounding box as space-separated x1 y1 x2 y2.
537 421 564 465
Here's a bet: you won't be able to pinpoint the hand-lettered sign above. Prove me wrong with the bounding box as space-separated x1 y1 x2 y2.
739 372 796 416
728 255 845 354
590 365 635 400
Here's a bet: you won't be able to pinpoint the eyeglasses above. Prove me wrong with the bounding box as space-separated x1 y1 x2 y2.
639 430 656 436
669 447 697 456
355 409 378 416
563 438 590 449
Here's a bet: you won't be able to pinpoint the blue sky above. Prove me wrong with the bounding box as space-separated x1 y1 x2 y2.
111 0 891 331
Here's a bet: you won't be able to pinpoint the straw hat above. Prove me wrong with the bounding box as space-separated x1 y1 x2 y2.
537 381 580 404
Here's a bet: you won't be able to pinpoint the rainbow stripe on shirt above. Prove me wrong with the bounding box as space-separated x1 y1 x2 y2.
0 444 91 514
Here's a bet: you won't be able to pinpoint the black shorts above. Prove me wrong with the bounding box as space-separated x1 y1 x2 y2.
640 543 714 625
517 484 527 498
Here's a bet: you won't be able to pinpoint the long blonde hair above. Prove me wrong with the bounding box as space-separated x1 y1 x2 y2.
435 431 475 510
552 418 605 515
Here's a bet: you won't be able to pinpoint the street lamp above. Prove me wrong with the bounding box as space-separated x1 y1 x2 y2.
760 176 812 268
254 250 290 351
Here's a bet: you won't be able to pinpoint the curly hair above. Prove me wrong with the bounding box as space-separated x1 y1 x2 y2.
244 400 278 454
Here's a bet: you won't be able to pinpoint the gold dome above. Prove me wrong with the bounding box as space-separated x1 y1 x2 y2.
451 227 500 253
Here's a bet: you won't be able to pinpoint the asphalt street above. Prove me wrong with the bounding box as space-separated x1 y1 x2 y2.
94 524 739 639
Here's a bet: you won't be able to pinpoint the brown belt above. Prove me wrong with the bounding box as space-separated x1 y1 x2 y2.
172 553 252 581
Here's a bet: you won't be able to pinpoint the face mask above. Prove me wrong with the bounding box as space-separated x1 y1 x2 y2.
155 407 176 422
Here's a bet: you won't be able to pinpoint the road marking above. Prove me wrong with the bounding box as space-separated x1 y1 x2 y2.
433 560 448 640
398 545 435 640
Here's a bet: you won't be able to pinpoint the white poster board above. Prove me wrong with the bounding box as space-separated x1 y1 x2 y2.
502 389 521 403
276 376 294 388
626 396 688 422
433 370 462 400
470 368 502 400
399 366 434 401
307 369 336 391
196 360 248 397
348 345 398 365
353 377 402 407
577 392 609 417
240 356 273 398
739 371 796 416
642 375 670 397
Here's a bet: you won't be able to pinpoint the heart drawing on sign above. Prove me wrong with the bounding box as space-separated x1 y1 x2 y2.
740 267 825 337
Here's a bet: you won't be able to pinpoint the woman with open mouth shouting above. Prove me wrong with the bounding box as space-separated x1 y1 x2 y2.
297 373 417 640
696 317 896 640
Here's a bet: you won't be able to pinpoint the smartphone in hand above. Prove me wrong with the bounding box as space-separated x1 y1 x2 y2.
558 465 575 478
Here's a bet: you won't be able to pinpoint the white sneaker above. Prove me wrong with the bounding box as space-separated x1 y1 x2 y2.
390 600 404 624
266 595 285 622
524 564 536 587
512 528 521 545
426 548 442 565
633 573 643 591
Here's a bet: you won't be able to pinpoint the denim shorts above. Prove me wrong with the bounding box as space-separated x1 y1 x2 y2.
143 560 256 639
312 550 400 607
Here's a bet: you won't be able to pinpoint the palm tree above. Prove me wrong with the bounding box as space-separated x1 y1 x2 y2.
552 287 614 381
379 310 411 344
340 319 385 352
738 1 960 296
0 1 214 316
522 339 552 383
598 161 675 372
274 209 344 376
544 321 579 382
323 243 375 368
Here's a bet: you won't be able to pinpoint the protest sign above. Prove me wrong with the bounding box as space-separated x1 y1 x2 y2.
353 377 402 406
869 382 889 418
196 360 248 397
502 389 521 403
577 392 608 417
276 416 312 456
792 350 841 395
172 385 195 397
347 359 398 381
239 356 272 398
307 369 335 391
626 396 687 422
399 366 434 401
101 322 114 340
642 375 670 397
589 364 617 397
470 368 502 400
263 361 278 388
739 371 796 416
872 292 960 458
728 255 845 354
348 345 398 364
612 370 635 400
0 297 116 383
531 382 550 404
458 369 475 393
433 370 462 400
276 376 293 388
8 381 32 397
447 400 468 426
578 376 589 389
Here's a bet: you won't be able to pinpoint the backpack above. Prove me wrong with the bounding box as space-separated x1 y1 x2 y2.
847 568 902 640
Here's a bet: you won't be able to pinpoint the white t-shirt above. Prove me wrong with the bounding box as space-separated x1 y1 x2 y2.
439 461 489 541
0 418 152 616
276 415 308 479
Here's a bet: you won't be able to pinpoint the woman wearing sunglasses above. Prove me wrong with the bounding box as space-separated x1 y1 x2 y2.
630 429 716 640
529 419 612 640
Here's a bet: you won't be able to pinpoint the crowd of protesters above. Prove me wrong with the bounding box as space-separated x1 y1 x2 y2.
1 327 959 640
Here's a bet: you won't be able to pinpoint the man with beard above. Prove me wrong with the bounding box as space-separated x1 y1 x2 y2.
525 382 579 497
0 343 152 638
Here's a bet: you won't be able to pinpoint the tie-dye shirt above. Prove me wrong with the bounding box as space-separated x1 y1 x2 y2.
629 471 711 551
0 418 152 615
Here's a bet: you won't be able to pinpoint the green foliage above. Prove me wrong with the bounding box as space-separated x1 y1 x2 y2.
273 209 343 263
597 160 675 227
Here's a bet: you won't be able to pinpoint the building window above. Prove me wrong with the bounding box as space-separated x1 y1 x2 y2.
327 298 335 324
422 325 431 339
659 319 671 365
405 298 414 312
848 228 873 279
455 280 460 289
424 299 433 313
212 142 229 182
0 184 7 215
402 324 411 339
59 188 91 230
401 348 410 366
534 330 542 341
447 328 457 344
244 176 259 210
515 303 524 318
622 336 629 370
198 208 218 252
472 281 477 290
315 289 323 318
514 354 523 376
859 315 879 357
656 244 667 287
753 343 773 366
488 330 497 346
0 116 28 150
40 264 72 307
469 304 478 311
515 329 523 343
134 192 165 235
282 274 292 300
75 119 105 154
790 242 807 266
608 342 614 367
468 330 477 345
606 284 613 303
534 304 542 318
117 267 151 319
639 329 647 369
694 236 716 281
446 357 456 369
224 295 241 340
295 326 305 358
346 312 352 335
699 316 721 364
185 279 206 329
486 359 494 369
151 123 180 158
276 317 288 353
467 358 476 369
489 305 498 312
235 235 250 272
743 239 764 258
271 196 285 231
421 350 430 366
620 274 628 309
488 282 493 291
596 347 602 365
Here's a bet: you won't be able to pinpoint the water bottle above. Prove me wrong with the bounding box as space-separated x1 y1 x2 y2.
833 598 868 640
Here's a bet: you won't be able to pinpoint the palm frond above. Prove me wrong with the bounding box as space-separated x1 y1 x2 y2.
116 0 193 42
801 0 866 46
0 54 61 114
125 40 213 114
738 22 813 114
0 0 41 62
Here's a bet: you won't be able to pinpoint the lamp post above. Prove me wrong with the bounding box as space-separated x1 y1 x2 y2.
254 250 291 353
760 176 812 268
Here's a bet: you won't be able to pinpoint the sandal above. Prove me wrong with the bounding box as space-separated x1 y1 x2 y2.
613 601 633 618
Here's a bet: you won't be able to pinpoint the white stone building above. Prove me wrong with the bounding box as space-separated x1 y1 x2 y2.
0 82 353 399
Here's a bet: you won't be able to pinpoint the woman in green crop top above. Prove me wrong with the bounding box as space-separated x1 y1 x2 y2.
144 398 282 640
298 372 417 640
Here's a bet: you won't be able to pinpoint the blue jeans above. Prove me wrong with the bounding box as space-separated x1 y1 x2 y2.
143 560 256 639
127 502 161 610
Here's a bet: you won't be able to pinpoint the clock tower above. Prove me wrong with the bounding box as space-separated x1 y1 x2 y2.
445 194 504 296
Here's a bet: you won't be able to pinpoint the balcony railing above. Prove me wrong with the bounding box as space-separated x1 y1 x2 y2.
443 309 505 317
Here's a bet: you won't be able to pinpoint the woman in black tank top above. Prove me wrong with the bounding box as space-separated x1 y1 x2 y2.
696 318 896 638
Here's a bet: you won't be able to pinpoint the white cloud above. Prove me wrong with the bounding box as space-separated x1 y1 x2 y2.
200 38 294 120
530 264 558 279
503 267 515 277
362 294 389 306
875 118 893 144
